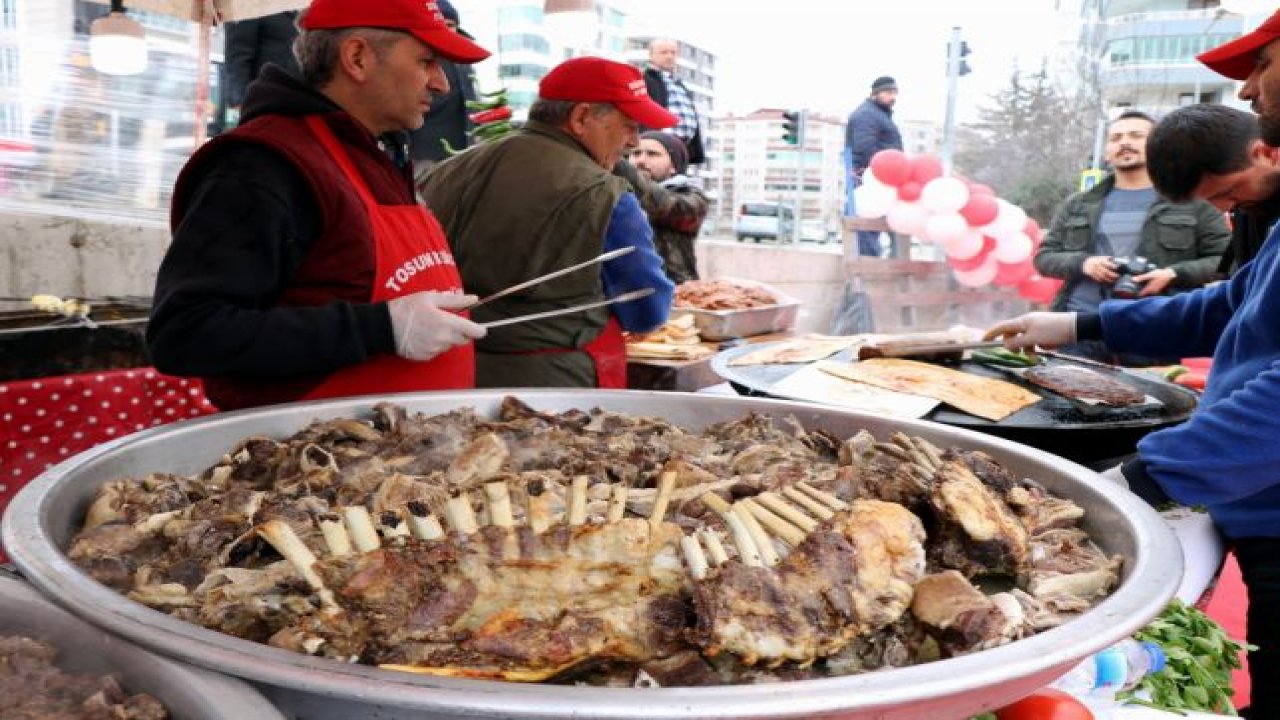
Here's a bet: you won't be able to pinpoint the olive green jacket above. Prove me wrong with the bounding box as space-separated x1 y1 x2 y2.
422 121 626 387
1035 175 1230 311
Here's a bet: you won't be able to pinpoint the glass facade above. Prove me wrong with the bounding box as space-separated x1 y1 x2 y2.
1108 32 1237 66
499 33 549 54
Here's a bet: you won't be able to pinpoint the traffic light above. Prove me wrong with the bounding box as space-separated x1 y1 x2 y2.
946 37 973 76
781 110 803 145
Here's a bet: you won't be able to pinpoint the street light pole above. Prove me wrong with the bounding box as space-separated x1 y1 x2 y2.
941 26 962 174
793 109 806 243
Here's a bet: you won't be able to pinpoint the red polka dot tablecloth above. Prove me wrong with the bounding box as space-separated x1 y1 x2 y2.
0 369 216 559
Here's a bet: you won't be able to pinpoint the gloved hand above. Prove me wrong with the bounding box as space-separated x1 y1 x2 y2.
982 311 1077 351
388 291 486 362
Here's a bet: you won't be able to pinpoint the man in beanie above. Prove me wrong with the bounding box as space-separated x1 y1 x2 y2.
150 0 491 410
987 12 1280 717
408 0 480 170
845 75 903 257
619 130 708 283
422 56 675 388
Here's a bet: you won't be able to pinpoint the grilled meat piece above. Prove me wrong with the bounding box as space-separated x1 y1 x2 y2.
691 500 925 665
928 461 1029 578
1023 365 1145 406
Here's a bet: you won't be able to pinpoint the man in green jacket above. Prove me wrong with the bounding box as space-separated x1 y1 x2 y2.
1035 110 1229 365
422 57 675 388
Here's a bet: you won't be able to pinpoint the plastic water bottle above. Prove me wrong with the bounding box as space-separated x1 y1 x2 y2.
1051 638 1166 715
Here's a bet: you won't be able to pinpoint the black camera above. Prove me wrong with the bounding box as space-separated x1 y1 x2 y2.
1111 256 1159 299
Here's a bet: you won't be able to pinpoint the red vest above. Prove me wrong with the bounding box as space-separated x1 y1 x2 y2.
171 113 474 409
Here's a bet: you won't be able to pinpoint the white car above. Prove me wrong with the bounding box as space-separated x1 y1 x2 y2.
735 202 795 243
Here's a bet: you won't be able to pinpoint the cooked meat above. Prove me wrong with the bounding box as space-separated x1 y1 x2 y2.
910 571 1027 656
927 461 1029 578
66 398 1120 687
1023 365 1146 406
674 279 777 310
691 500 925 665
0 635 168 720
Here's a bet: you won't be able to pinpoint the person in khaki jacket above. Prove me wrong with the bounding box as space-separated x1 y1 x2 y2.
422 57 675 389
1034 109 1229 365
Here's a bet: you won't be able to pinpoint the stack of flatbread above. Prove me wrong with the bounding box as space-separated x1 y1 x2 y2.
626 315 715 361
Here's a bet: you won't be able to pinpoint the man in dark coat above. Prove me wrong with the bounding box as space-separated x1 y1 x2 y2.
642 38 704 165
222 11 301 128
845 75 903 257
407 0 479 169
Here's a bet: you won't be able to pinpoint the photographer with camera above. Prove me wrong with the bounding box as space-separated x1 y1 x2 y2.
1035 110 1229 365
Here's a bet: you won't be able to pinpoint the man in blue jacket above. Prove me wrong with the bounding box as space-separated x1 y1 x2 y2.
846 76 903 257
985 12 1280 717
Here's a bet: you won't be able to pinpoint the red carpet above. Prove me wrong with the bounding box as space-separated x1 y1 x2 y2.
1203 552 1251 709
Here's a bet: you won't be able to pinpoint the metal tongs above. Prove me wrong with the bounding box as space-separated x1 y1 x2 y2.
465 246 635 311
480 288 655 329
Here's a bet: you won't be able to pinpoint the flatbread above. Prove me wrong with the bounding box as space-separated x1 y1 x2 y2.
773 363 940 418
728 334 874 366
819 358 1041 422
626 342 715 361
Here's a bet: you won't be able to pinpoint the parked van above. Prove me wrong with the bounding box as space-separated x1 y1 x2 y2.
735 202 795 243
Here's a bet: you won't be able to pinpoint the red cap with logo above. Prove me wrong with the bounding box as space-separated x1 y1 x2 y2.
539 57 678 129
301 0 491 64
1198 8 1280 81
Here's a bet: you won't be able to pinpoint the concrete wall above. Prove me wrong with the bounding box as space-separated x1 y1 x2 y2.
1 210 168 299
696 236 1029 336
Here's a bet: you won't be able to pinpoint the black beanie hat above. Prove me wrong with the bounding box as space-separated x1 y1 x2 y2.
640 130 689 175
871 76 897 93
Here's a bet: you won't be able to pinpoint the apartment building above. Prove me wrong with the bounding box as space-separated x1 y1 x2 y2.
1079 0 1248 117
715 109 847 236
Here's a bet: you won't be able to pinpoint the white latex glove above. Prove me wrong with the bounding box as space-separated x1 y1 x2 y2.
982 311 1077 351
387 291 486 362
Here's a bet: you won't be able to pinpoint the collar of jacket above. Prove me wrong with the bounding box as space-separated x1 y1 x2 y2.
522 119 603 166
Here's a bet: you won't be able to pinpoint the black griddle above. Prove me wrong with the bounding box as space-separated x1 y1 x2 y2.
711 343 1199 467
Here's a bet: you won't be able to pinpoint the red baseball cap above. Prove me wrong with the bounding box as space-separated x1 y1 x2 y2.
539 57 678 129
1198 8 1280 81
301 0 491 64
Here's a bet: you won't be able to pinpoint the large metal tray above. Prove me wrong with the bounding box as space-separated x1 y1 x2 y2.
2 390 1183 720
712 343 1199 466
673 277 801 340
0 572 284 720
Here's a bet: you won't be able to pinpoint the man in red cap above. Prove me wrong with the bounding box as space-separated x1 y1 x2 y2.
987 14 1280 717
149 0 492 410
421 56 676 389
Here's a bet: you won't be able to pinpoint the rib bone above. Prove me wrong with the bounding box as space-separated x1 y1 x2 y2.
341 506 382 553
256 520 335 608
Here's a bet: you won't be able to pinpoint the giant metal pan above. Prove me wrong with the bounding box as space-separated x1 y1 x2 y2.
0 572 284 720
2 389 1183 720
712 344 1199 466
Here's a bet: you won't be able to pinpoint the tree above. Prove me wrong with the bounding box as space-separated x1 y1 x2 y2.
953 63 1095 226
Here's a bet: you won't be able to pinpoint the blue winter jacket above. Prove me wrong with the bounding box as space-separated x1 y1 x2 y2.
1101 228 1280 539
845 98 903 172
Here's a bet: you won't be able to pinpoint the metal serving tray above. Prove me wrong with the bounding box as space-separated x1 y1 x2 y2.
673 277 801 341
0 572 284 720
2 389 1182 720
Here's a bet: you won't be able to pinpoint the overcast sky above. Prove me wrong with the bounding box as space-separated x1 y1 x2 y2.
622 0 1077 124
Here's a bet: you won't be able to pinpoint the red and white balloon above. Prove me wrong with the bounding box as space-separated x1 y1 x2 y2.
858 149 1056 301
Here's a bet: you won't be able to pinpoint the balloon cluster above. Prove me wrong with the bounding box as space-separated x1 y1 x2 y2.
853 149 1062 304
